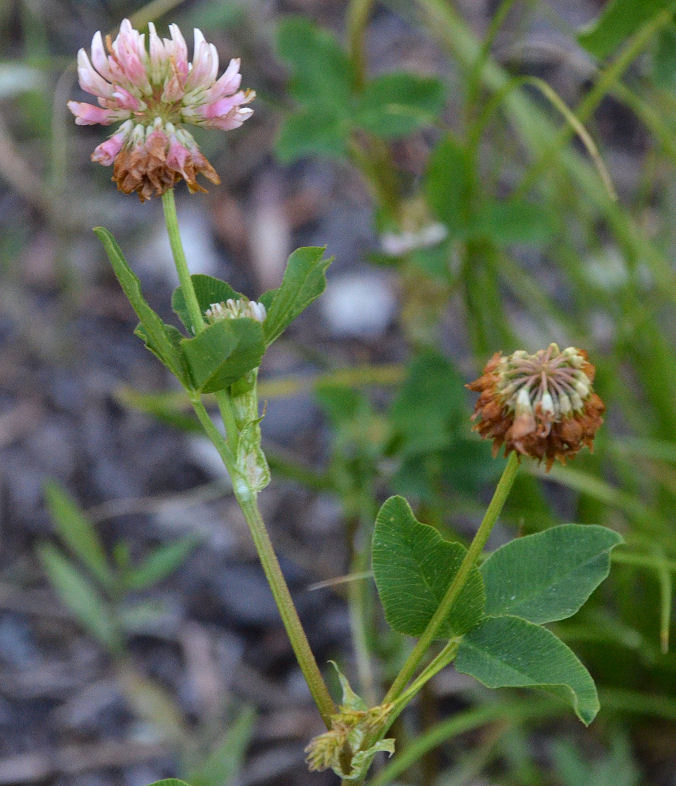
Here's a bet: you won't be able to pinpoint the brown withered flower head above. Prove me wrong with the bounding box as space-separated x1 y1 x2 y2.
467 343 604 470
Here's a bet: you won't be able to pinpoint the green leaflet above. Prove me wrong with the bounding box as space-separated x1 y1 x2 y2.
456 615 599 725
372 496 485 638
38 544 121 651
262 246 333 345
481 524 623 623
180 318 264 393
94 227 189 386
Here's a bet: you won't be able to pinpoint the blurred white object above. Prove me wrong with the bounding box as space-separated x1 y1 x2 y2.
380 222 447 256
321 272 396 337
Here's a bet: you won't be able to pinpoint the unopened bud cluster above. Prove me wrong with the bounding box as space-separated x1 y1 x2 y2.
467 343 604 469
205 298 266 324
305 702 394 777
204 296 269 493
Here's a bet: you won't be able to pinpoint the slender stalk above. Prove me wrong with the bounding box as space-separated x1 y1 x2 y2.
163 192 335 726
464 0 519 121
517 8 672 195
189 395 335 724
612 550 676 573
214 389 240 453
162 188 205 334
237 493 336 726
385 452 520 703
393 640 460 713
347 0 374 90
348 137 402 221
189 395 236 468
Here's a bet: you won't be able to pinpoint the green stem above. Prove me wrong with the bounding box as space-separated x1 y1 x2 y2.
393 640 460 712
384 452 520 703
354 641 462 783
348 137 402 222
612 550 676 573
464 0 519 121
189 395 236 469
164 189 335 728
162 188 205 334
237 493 337 727
347 0 374 90
214 389 240 453
192 394 335 725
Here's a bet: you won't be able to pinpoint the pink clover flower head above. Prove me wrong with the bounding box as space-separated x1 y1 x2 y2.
68 18 254 201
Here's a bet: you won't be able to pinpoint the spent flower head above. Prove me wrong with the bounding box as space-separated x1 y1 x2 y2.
68 19 254 201
467 343 604 470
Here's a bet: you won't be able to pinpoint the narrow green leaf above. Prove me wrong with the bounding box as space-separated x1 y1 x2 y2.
188 706 256 786
481 524 623 623
276 108 349 163
654 23 676 88
354 72 446 138
44 481 114 590
135 323 192 388
93 227 186 382
577 0 676 59
330 660 368 711
172 275 242 334
276 17 354 110
472 199 555 245
262 247 333 345
146 781 192 786
372 496 485 638
424 135 471 234
38 544 120 651
455 615 599 725
118 599 171 633
180 318 265 393
124 537 201 592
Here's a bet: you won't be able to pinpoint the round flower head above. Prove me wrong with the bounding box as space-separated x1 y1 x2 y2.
467 343 605 470
68 19 254 201
205 298 267 324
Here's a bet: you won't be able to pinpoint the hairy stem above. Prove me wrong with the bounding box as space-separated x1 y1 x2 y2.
164 190 335 727
188 396 336 725
237 492 337 726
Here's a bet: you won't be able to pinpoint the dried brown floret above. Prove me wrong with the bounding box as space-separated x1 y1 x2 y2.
467 344 605 470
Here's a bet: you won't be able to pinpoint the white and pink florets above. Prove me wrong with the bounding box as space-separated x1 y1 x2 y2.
68 19 254 201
